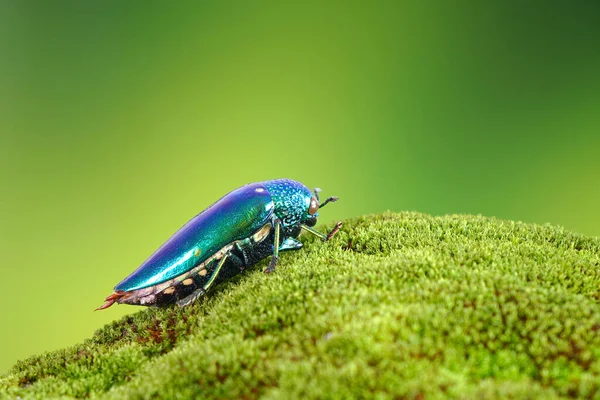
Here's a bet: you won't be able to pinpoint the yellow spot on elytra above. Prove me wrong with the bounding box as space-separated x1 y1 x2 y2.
194 249 201 257
183 278 194 286
199 269 208 276
252 223 271 243
164 287 175 295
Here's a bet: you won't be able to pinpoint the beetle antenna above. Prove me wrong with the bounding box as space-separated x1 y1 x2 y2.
313 188 322 202
319 196 339 209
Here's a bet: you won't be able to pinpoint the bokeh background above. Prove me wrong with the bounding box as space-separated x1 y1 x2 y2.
1 1 599 374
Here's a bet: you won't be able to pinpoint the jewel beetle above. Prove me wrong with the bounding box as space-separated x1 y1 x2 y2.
97 179 342 309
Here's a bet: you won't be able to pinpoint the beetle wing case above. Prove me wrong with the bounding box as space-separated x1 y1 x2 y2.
115 183 274 292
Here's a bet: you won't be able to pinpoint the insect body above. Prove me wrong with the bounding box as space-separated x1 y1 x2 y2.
97 179 341 309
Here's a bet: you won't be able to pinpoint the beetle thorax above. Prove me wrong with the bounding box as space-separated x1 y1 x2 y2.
263 179 312 226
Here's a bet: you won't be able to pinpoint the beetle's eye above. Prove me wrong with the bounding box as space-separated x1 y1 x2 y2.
308 197 319 215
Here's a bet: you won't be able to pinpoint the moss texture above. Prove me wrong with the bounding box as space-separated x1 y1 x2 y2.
2 212 600 399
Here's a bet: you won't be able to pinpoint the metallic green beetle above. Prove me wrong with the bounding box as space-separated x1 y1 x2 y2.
97 179 341 309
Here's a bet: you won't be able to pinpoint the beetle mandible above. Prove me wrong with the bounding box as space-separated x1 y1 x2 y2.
97 179 341 309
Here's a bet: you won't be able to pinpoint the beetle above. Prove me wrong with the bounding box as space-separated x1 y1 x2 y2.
97 179 342 309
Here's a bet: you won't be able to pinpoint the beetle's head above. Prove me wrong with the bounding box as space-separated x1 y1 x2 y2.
263 179 335 227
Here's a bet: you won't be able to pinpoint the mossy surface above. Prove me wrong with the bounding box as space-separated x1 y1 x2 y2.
2 212 600 399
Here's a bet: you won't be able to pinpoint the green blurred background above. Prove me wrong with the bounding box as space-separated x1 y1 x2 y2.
1 1 599 373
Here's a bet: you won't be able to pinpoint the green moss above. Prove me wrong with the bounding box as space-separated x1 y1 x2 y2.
2 212 600 399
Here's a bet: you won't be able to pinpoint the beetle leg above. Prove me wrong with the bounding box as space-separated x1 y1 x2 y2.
203 253 229 291
300 221 342 241
279 237 303 251
176 288 205 307
264 219 281 274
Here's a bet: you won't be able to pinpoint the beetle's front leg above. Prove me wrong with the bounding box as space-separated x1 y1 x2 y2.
264 219 281 274
300 221 343 241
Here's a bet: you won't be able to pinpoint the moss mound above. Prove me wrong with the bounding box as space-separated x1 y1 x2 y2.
2 212 600 399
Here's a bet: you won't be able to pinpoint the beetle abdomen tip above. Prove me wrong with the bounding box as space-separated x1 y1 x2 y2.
95 292 125 311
